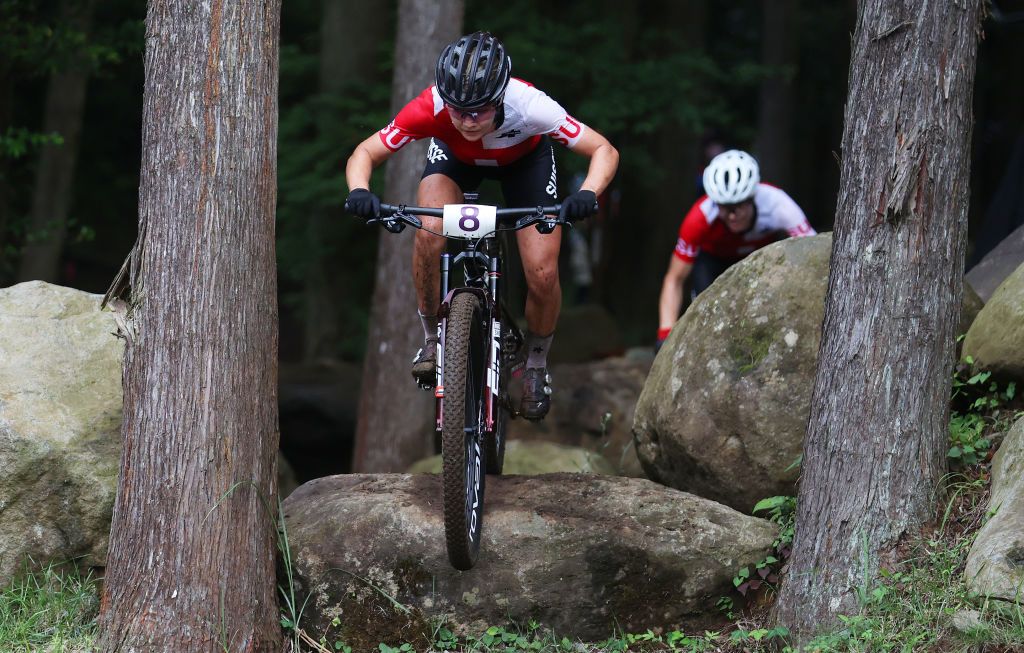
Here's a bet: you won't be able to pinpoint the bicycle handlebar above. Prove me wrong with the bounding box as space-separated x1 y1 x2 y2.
378 203 562 219
344 201 573 235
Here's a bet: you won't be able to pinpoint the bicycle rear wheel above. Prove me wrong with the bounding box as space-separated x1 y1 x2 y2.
440 292 487 570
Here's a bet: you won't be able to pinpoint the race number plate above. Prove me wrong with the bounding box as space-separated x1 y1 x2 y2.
442 204 497 239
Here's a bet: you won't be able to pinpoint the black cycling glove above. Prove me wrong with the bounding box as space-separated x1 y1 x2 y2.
558 189 598 222
345 188 381 219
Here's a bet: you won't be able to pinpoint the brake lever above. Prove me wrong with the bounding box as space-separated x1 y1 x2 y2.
535 219 558 235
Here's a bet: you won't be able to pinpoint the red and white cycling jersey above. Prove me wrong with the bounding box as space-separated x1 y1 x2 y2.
673 183 816 263
377 78 586 166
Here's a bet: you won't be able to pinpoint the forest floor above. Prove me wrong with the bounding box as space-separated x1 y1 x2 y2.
5 467 1022 652
4 368 1024 652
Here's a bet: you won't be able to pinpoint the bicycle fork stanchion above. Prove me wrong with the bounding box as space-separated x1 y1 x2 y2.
485 255 501 431
435 253 452 430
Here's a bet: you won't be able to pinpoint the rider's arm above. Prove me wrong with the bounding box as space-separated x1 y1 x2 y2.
346 133 394 191
568 128 619 196
658 255 693 337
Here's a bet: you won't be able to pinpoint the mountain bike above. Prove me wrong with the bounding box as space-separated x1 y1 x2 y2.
349 195 568 570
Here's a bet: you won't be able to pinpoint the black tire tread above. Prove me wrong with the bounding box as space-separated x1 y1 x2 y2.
440 293 484 570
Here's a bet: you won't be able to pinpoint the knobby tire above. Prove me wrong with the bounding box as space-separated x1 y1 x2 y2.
441 292 487 570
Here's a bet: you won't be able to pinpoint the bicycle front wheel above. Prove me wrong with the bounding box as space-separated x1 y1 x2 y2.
440 292 487 570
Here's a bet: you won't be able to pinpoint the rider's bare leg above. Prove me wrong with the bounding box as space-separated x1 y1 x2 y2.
516 224 561 420
516 224 562 337
414 174 462 315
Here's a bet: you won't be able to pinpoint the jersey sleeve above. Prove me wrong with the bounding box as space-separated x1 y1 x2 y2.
520 85 587 148
674 199 710 263
773 188 816 237
377 87 437 153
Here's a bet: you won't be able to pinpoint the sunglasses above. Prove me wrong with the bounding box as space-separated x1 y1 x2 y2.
445 104 497 121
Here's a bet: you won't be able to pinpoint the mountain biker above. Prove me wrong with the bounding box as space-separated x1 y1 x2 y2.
344 31 619 421
656 149 816 350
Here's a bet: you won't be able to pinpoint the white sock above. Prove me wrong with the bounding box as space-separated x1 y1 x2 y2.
419 310 438 342
525 331 554 369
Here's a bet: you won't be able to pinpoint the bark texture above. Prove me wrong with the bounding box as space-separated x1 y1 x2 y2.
352 0 463 472
774 0 984 638
97 0 282 650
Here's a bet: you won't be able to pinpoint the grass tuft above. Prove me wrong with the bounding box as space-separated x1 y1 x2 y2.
0 562 99 652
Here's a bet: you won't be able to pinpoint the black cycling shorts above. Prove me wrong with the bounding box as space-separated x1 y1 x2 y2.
420 136 558 207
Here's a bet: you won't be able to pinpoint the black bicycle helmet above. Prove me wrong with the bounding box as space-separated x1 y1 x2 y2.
434 31 511 110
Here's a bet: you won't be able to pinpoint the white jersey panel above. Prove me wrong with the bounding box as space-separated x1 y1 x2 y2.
480 79 586 151
702 184 814 241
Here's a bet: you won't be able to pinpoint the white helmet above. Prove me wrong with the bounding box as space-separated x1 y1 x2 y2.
702 149 760 204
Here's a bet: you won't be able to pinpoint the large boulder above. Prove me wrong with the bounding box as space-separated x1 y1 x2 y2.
966 224 1024 302
508 356 651 477
632 235 832 512
0 281 122 583
962 262 1024 382
965 416 1024 601
281 473 777 645
408 440 616 475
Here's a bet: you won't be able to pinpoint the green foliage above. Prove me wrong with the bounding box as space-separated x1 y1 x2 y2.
275 29 391 360
752 495 796 552
0 562 98 651
726 495 795 598
730 625 789 645
465 1 769 187
0 127 62 159
949 359 1021 468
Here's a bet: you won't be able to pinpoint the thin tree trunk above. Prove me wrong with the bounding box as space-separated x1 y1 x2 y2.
97 0 282 650
352 0 463 472
775 0 984 640
0 73 12 278
302 0 388 362
16 0 96 283
754 0 798 189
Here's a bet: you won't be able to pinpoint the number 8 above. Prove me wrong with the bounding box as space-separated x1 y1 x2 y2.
459 206 480 232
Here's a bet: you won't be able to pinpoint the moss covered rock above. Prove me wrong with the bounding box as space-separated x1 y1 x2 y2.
281 473 776 642
962 262 1024 382
965 415 1024 600
408 440 616 475
0 281 123 583
633 235 832 512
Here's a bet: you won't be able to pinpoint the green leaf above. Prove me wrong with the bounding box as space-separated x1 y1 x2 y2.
948 446 962 458
753 496 788 512
967 371 991 385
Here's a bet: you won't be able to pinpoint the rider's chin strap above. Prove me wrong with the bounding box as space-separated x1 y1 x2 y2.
492 103 505 130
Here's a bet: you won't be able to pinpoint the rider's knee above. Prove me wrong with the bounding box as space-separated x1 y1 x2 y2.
526 266 560 296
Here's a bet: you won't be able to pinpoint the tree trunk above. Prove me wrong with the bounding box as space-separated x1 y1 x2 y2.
775 0 984 639
754 0 798 189
16 0 96 283
97 1 282 651
301 0 389 362
352 0 463 472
